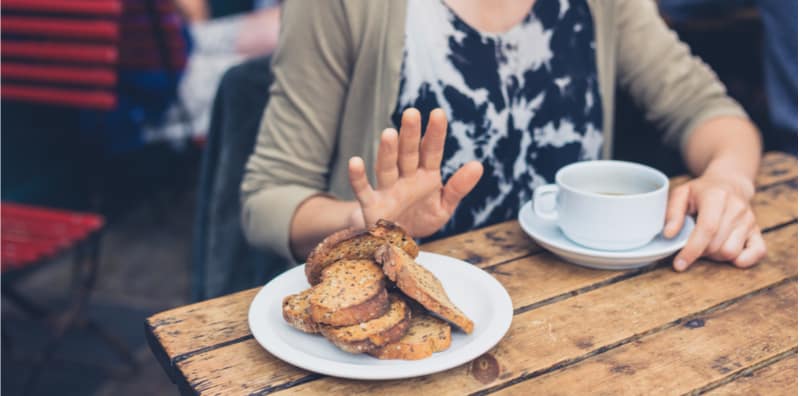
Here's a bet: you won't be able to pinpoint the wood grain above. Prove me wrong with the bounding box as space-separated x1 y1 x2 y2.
423 221 541 268
496 282 798 396
163 196 796 394
145 153 798 394
263 225 797 395
757 152 797 186
176 339 313 395
154 185 797 392
703 354 797 396
146 288 258 368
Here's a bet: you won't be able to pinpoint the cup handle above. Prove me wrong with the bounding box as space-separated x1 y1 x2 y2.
533 184 559 221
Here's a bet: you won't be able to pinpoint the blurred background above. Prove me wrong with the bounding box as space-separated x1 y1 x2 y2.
0 0 796 395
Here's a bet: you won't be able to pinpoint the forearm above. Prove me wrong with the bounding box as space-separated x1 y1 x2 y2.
290 196 360 260
683 115 762 196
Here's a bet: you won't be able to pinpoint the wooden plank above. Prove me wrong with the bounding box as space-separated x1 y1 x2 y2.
423 221 541 268
176 340 313 395
757 152 797 186
145 288 258 376
702 354 797 396
148 152 796 390
753 182 797 229
151 179 797 387
495 282 798 395
182 224 796 395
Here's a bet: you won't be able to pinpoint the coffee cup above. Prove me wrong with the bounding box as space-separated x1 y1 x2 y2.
533 161 669 251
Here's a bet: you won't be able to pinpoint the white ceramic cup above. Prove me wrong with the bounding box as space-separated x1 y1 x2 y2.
533 160 669 251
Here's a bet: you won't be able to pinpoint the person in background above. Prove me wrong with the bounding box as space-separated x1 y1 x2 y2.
242 0 767 274
660 0 797 155
145 0 281 144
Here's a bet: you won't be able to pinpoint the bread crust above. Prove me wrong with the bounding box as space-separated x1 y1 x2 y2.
321 295 411 354
282 288 320 333
309 260 389 326
376 244 474 334
305 219 419 285
368 312 452 360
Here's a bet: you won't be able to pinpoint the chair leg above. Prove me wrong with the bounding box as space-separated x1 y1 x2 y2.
76 234 139 372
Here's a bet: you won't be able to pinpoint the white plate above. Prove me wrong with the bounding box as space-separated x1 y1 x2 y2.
248 252 513 380
518 201 694 270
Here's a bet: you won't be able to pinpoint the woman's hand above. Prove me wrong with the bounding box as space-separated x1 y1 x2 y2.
347 108 483 237
663 171 766 271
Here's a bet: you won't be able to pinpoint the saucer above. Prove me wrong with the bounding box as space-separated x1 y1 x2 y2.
518 201 694 270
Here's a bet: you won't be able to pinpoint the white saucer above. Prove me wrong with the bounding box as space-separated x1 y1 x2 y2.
518 201 694 270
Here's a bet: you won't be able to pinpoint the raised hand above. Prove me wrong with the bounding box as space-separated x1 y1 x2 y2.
347 108 483 237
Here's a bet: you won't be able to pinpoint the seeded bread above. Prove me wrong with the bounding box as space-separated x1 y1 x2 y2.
368 311 451 360
282 288 320 333
320 294 411 354
309 259 389 326
305 219 420 285
376 244 474 334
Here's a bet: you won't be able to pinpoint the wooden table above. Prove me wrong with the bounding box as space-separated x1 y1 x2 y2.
147 152 798 395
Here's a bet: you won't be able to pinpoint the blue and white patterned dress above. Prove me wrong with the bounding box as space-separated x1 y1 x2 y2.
392 0 604 239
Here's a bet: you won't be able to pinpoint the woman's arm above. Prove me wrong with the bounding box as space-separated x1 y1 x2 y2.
614 0 766 271
241 0 353 261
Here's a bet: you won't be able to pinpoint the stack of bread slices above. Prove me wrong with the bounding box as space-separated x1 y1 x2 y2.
282 219 474 360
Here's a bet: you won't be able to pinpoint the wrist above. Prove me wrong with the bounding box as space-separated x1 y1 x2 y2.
702 159 756 199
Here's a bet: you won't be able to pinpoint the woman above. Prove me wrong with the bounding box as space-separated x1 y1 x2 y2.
241 0 765 272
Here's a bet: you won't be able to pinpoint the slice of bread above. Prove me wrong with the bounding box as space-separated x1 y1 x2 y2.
321 294 411 354
309 259 389 326
376 244 475 334
282 288 320 333
305 219 420 285
368 312 452 360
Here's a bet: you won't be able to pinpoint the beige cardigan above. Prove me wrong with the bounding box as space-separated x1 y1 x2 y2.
241 0 747 261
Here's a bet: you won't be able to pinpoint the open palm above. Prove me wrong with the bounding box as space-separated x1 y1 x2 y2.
348 108 483 237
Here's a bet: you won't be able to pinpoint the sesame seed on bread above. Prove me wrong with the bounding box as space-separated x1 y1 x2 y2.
320 294 411 354
376 244 474 334
309 259 389 326
305 219 419 285
282 288 320 333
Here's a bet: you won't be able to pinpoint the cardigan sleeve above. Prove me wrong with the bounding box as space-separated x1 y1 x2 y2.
241 0 353 261
614 0 749 151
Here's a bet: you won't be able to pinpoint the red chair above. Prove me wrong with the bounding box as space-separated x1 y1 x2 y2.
1 1 187 393
1 0 187 109
1 203 138 394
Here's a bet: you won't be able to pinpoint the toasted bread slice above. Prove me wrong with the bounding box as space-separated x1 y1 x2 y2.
282 288 319 333
376 244 474 334
321 294 411 354
305 219 419 285
309 259 389 326
368 312 451 360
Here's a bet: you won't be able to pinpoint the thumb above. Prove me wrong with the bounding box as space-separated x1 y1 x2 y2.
664 184 690 238
441 161 483 213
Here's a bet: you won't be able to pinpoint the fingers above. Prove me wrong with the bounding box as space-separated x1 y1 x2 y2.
375 128 399 189
664 185 690 238
733 230 767 268
707 199 752 257
711 223 749 262
673 189 727 272
398 108 421 177
348 157 375 206
441 161 483 213
420 109 448 171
